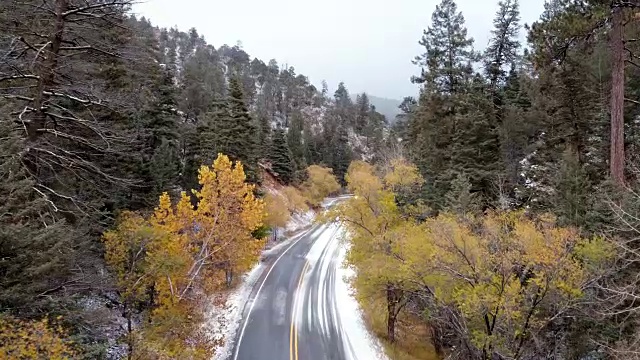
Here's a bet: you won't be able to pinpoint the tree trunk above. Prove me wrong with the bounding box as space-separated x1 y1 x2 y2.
431 325 444 356
30 0 67 139
610 4 625 186
226 266 234 288
123 302 133 360
386 283 397 342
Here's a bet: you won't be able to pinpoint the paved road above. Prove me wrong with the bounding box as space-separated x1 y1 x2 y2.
231 221 361 360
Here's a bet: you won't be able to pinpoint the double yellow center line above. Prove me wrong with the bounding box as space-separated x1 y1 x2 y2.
290 260 309 360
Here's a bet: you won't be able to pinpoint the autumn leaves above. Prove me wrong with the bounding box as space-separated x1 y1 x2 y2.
103 154 266 359
328 159 614 359
101 155 342 359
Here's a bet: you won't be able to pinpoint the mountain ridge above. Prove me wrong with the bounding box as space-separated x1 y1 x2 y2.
351 94 402 123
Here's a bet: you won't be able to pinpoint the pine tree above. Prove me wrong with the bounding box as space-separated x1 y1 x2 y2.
256 113 272 156
217 75 259 182
334 82 352 109
287 111 306 181
180 44 226 121
140 68 181 203
484 0 521 94
523 55 604 211
355 93 371 133
450 75 502 204
409 0 477 208
269 128 295 184
197 98 227 165
412 0 476 92
553 148 592 228
500 65 534 199
331 125 353 185
444 172 479 215
0 120 81 316
333 82 355 128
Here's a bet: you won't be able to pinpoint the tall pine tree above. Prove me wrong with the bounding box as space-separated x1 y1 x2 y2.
484 0 521 95
288 111 307 181
269 128 295 184
409 0 477 209
217 75 259 182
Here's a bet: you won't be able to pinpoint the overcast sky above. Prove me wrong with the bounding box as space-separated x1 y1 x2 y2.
133 0 546 100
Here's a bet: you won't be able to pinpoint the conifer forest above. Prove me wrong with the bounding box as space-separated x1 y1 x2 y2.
3 1 640 359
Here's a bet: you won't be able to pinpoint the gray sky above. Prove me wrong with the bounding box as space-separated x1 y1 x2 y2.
133 0 546 100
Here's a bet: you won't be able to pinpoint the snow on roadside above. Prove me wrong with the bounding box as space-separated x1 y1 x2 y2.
334 229 390 360
208 261 265 360
299 223 389 360
285 210 315 233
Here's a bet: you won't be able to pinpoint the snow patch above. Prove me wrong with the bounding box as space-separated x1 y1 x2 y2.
285 210 315 233
334 233 390 360
208 262 265 360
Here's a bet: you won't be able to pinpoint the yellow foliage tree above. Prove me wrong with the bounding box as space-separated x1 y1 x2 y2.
0 315 76 359
103 154 266 359
302 165 341 206
265 192 291 230
328 159 424 342
329 159 613 359
397 212 613 359
282 186 309 213
382 158 424 191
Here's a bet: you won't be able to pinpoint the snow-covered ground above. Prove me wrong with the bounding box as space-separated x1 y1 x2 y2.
208 262 265 360
286 210 315 233
334 238 389 360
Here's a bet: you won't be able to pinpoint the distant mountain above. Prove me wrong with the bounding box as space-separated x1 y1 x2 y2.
351 94 402 124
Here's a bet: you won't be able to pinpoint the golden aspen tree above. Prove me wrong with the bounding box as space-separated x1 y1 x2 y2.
398 212 613 359
0 315 76 359
103 153 266 359
329 159 424 342
302 165 341 206
282 186 309 213
330 159 613 358
265 193 290 230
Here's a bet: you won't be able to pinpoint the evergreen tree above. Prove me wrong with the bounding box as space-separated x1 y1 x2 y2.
269 128 295 184
287 111 307 181
218 75 259 182
256 112 273 156
412 0 476 92
0 120 83 317
355 93 371 133
484 0 521 93
331 125 354 185
553 149 592 228
334 82 352 109
450 75 502 204
409 0 477 208
444 172 479 215
333 82 355 128
181 44 226 121
499 65 535 200
139 68 181 203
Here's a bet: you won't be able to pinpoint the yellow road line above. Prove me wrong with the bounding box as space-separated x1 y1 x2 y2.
290 261 309 360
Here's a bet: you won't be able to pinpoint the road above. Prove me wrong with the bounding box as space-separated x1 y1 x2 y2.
231 220 382 360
